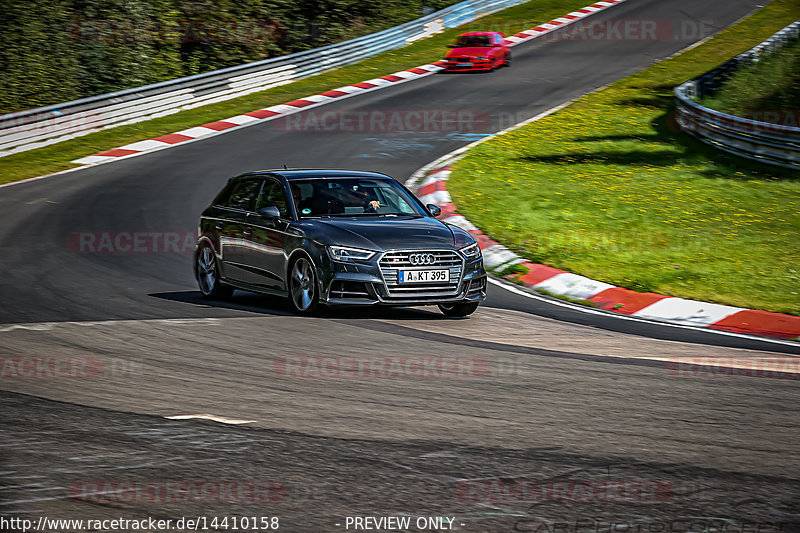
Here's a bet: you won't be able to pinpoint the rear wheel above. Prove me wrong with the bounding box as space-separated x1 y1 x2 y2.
438 301 480 317
288 256 319 315
196 245 233 300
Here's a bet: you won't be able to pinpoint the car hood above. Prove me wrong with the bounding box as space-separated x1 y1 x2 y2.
447 47 494 58
313 216 459 251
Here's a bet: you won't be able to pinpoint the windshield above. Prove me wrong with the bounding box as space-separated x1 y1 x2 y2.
290 178 427 218
456 35 492 47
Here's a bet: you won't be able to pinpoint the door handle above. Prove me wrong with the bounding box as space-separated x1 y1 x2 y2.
215 224 223 231
243 227 252 236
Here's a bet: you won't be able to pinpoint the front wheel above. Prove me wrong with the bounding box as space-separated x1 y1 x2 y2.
505 51 512 67
438 301 480 317
288 256 319 315
196 245 233 300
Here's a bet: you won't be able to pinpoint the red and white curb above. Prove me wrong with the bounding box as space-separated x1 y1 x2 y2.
72 66 442 165
72 0 627 166
412 163 800 341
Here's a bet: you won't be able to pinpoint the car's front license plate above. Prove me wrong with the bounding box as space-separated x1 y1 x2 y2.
457 62 472 67
398 269 450 283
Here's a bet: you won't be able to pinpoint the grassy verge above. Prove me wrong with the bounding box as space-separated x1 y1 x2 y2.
447 0 800 315
700 36 800 122
0 0 593 185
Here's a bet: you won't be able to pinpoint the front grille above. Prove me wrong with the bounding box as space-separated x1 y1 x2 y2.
378 250 463 299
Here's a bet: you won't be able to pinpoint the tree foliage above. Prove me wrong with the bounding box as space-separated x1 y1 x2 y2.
0 0 457 113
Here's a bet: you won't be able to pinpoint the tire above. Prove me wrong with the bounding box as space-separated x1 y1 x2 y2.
288 255 319 315
438 301 480 317
196 245 233 300
505 51 511 67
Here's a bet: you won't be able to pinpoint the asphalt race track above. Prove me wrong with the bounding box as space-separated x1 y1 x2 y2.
2 0 799 532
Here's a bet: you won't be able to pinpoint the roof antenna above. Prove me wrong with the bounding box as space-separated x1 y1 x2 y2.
283 164 288 170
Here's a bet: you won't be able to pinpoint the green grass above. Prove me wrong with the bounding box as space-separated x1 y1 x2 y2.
447 0 800 315
700 36 800 122
0 0 594 185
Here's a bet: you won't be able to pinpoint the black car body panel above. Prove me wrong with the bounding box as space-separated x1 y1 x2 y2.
195 169 487 309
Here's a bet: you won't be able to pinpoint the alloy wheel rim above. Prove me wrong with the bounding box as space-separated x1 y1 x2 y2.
197 248 216 294
291 258 314 311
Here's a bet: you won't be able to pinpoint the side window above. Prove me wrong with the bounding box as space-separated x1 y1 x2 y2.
212 181 236 206
221 178 263 211
256 180 289 217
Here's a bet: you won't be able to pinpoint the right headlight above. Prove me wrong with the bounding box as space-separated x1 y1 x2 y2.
327 246 376 262
459 242 481 260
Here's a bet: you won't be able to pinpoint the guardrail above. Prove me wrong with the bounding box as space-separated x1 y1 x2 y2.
0 0 525 157
674 21 800 170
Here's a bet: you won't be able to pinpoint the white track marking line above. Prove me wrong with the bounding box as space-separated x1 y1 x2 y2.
488 278 800 348
165 414 256 424
0 317 221 333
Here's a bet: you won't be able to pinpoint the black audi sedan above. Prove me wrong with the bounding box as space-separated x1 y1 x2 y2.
195 169 486 316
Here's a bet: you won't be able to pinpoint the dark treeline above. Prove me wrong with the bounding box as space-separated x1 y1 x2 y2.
0 0 456 114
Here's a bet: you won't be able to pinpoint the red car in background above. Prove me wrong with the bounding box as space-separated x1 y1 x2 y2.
443 32 511 72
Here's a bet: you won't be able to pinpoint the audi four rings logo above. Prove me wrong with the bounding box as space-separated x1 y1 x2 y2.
409 253 436 265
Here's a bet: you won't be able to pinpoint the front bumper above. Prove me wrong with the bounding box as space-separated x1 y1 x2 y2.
443 59 493 71
318 250 487 307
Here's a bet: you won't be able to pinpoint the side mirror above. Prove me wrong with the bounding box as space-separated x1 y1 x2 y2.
426 204 442 217
258 205 281 218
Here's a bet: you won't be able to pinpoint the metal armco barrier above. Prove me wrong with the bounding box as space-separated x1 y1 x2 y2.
674 21 800 170
0 0 525 157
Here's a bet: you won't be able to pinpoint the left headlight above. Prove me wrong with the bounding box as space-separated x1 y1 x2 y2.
459 242 481 260
328 245 376 262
